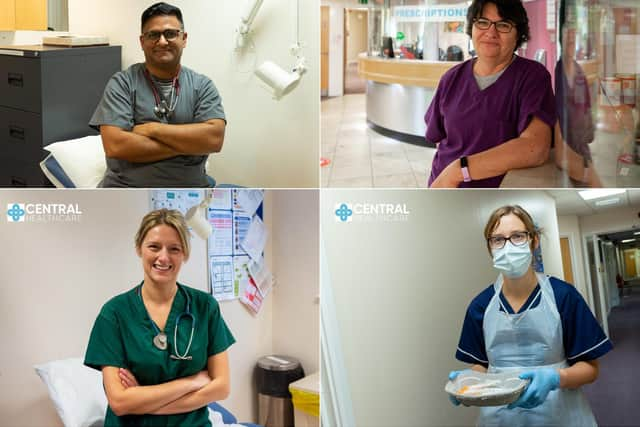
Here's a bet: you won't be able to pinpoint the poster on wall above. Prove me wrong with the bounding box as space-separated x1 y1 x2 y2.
210 256 234 301
150 190 204 215
207 189 265 301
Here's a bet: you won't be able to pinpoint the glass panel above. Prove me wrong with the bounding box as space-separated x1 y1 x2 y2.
557 0 640 187
365 0 472 60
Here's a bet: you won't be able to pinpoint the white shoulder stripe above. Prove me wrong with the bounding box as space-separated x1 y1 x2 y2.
567 337 610 360
456 347 488 364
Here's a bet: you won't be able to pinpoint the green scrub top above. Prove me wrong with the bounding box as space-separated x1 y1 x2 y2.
84 283 235 427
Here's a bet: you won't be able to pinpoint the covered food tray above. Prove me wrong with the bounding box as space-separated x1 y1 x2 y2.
445 371 529 407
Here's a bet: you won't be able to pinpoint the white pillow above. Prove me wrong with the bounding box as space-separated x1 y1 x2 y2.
34 357 108 427
43 135 106 188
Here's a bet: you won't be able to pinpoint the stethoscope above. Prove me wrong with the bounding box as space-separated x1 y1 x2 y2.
138 283 195 360
143 66 181 120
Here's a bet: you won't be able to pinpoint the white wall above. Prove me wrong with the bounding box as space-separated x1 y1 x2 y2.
0 189 318 426
346 9 367 64
272 190 320 375
0 0 318 187
578 206 640 236
321 189 561 427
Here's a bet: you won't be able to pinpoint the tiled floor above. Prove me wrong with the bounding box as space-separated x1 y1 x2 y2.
321 94 435 188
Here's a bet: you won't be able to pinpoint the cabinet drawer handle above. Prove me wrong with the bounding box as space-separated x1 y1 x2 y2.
8 73 24 87
9 126 25 140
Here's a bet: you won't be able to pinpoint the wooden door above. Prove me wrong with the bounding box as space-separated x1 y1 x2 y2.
15 0 47 30
560 237 575 285
624 249 637 278
321 6 330 93
0 0 16 30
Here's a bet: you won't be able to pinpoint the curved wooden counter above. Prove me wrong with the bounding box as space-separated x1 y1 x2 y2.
358 54 460 88
357 54 462 144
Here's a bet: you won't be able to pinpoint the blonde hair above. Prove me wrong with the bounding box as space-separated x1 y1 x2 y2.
135 209 191 259
483 205 540 253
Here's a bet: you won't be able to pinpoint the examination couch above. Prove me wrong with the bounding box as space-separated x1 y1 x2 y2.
34 357 261 427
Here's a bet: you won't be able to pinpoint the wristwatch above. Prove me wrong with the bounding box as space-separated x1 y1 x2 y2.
460 156 472 182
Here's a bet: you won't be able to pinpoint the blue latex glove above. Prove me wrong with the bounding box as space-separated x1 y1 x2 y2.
508 368 560 410
448 370 470 406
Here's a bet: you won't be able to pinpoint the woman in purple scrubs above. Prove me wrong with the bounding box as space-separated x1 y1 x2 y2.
553 3 603 187
426 0 555 188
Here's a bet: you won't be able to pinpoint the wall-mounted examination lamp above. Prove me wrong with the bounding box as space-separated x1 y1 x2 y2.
255 43 307 100
236 0 264 49
185 199 212 240
255 55 306 100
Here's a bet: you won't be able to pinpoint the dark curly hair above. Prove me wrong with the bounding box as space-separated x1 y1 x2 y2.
465 0 530 51
141 2 184 31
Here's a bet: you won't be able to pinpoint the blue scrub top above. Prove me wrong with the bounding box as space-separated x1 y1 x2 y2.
456 276 612 367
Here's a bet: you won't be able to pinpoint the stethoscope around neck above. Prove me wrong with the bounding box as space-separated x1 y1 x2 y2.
138 283 195 360
143 66 181 120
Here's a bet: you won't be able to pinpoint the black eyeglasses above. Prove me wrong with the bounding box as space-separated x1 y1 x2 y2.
473 18 514 33
488 231 530 249
142 29 183 42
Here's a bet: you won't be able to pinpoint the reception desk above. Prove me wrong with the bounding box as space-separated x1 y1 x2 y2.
358 54 460 145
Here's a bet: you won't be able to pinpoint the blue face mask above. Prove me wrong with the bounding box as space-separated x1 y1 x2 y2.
492 241 532 278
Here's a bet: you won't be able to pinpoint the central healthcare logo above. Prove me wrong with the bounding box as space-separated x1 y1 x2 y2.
6 202 83 223
334 202 410 223
7 203 26 222
335 203 354 222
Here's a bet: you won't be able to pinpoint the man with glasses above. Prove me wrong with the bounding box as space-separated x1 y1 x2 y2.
90 2 226 187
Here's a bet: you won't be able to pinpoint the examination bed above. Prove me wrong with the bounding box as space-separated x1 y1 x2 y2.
34 357 261 427
39 135 228 188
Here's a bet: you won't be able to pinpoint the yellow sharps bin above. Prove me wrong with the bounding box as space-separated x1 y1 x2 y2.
288 372 319 427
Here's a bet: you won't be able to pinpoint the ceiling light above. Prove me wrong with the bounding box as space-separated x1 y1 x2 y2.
622 238 636 243
594 197 621 207
634 231 640 235
578 189 625 201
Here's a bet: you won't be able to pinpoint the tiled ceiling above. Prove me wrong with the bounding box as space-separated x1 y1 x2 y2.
547 190 640 217
547 190 640 244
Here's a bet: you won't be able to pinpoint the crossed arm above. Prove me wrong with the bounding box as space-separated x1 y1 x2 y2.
101 119 226 163
102 351 230 416
429 116 551 188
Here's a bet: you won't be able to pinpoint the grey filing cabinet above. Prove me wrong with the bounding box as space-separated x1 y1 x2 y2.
0 44 121 186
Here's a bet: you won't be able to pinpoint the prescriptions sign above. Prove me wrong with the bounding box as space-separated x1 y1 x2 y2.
392 4 468 23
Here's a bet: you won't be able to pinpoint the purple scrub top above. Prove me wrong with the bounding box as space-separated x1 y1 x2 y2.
425 55 556 188
555 59 594 162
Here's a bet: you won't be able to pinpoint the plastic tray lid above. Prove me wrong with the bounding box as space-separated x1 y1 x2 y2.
257 355 301 372
289 372 320 394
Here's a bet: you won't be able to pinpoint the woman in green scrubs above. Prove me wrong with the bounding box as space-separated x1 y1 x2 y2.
85 209 235 426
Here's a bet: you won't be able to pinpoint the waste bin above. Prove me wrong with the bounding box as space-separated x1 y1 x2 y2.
256 355 305 427
289 372 320 427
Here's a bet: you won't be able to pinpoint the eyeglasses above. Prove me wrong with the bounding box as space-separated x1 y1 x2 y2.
142 29 183 42
488 231 530 249
473 18 514 33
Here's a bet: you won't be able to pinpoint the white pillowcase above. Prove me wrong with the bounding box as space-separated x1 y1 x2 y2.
43 135 106 188
34 357 108 427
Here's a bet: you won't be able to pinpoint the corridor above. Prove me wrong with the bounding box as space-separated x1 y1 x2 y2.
584 289 640 426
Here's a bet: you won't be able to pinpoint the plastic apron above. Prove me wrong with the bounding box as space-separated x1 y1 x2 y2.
477 273 597 427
